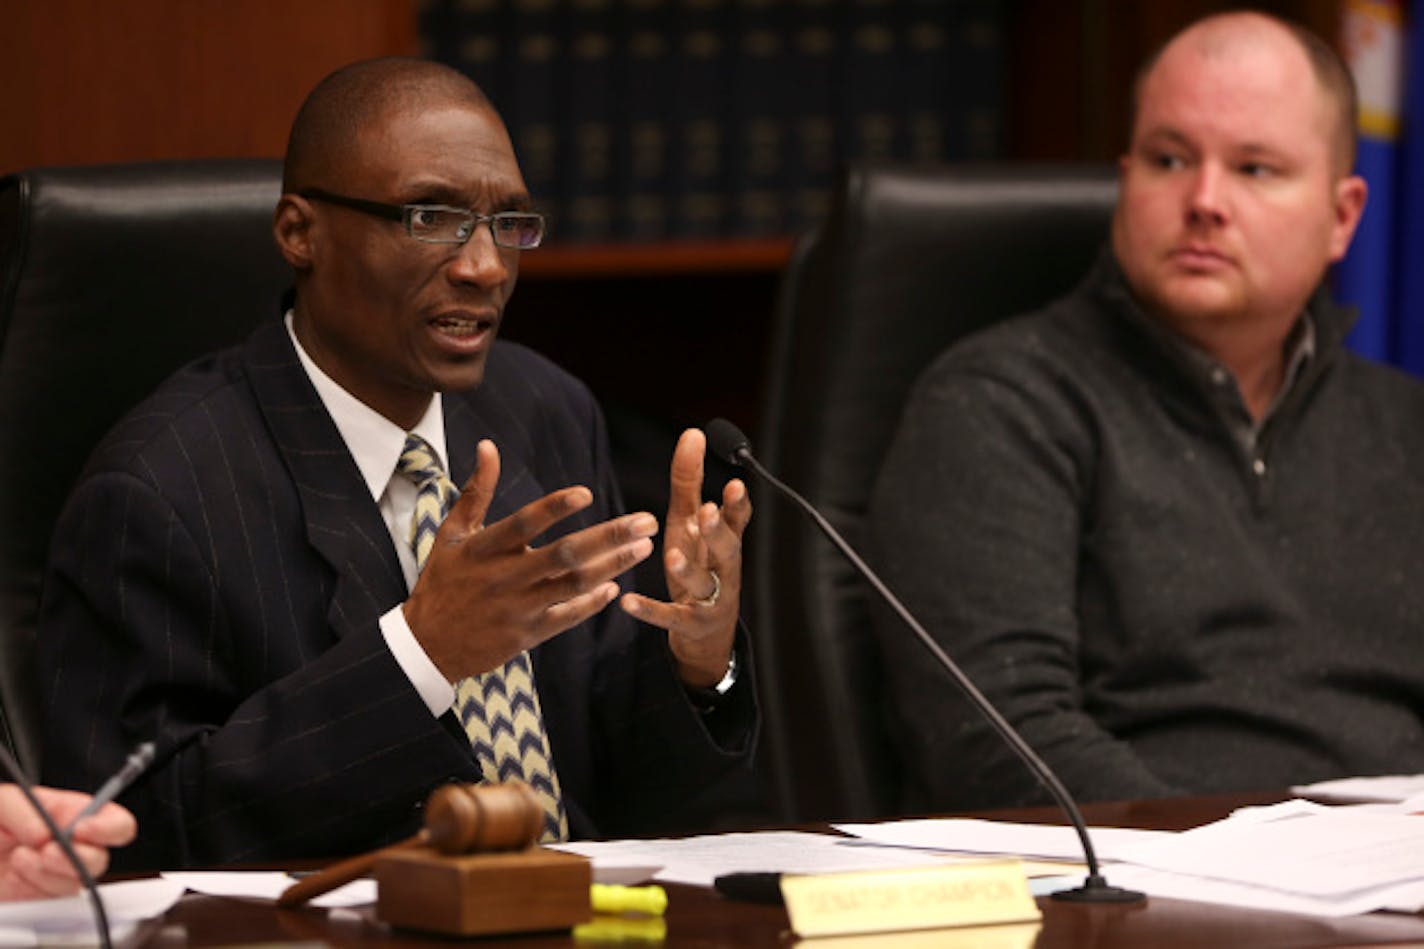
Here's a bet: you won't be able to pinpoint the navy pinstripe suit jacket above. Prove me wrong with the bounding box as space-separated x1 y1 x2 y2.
37 320 755 871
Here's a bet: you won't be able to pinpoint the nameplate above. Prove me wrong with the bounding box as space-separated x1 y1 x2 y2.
791 921 1041 948
780 860 1040 939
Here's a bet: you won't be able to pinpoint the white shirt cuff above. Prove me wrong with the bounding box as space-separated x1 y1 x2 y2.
379 604 457 717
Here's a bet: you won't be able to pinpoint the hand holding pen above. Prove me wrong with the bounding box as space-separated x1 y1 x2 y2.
0 784 137 901
58 742 154 844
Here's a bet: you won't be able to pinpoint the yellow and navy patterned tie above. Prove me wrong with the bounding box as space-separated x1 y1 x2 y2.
397 433 569 841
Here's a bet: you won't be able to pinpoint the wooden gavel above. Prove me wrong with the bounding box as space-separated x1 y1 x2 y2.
277 781 545 907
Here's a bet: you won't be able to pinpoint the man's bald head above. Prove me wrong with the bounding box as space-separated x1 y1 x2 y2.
1131 12 1358 175
282 57 495 193
1112 8 1369 343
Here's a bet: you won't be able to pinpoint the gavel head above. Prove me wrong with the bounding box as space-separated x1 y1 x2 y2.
423 782 545 855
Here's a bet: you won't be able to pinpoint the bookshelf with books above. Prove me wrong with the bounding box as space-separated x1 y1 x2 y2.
421 0 1007 244
420 0 1008 443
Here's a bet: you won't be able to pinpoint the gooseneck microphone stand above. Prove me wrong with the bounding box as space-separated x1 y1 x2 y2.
706 418 1143 904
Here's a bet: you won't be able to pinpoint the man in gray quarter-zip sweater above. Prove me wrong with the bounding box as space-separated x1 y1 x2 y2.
871 11 1424 811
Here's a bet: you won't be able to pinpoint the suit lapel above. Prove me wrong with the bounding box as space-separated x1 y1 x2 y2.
240 328 550 638
444 390 544 524
242 322 407 634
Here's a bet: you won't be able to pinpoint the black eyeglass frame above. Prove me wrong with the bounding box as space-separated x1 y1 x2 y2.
296 187 546 249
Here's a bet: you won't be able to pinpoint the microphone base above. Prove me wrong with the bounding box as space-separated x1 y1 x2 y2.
1050 875 1146 904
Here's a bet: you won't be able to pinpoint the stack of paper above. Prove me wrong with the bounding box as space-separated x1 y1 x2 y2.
554 830 964 887
1292 772 1424 806
524 781 1424 920
836 797 1424 918
1108 800 1424 916
833 818 1171 863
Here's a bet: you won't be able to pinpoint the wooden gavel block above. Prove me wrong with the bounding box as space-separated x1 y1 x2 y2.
377 782 591 936
279 782 592 937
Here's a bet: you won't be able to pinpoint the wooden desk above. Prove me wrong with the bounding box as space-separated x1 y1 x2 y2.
140 793 1424 948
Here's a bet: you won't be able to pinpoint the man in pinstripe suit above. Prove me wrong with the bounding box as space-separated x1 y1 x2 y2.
36 58 756 870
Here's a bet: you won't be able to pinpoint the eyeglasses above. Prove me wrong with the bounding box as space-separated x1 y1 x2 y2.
297 187 546 250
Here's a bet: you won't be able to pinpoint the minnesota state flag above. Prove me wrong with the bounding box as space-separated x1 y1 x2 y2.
1337 0 1424 373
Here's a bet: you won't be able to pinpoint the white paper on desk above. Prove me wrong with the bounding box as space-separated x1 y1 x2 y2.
552 830 965 888
1291 773 1424 804
1108 863 1424 918
161 871 376 907
0 878 184 946
1222 798 1334 822
834 818 1173 862
1117 809 1424 898
1227 797 1419 821
586 860 663 885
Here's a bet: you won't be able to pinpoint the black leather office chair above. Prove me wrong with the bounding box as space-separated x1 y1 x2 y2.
0 160 289 775
751 162 1119 823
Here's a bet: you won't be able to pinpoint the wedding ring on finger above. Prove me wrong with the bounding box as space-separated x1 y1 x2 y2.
693 569 721 608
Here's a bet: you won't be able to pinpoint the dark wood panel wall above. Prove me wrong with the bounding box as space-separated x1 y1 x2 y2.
1007 0 1344 162
0 0 418 175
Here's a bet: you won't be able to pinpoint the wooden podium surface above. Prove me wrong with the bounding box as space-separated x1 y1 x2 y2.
140 792 1424 948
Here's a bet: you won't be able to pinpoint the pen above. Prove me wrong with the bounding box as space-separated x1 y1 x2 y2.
59 741 156 841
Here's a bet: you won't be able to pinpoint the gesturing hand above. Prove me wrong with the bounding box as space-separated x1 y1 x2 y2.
403 439 659 682
620 428 753 688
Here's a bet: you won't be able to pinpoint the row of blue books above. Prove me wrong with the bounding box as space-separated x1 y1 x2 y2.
421 0 1005 243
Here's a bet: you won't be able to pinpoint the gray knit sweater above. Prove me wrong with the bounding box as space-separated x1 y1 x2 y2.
870 251 1424 810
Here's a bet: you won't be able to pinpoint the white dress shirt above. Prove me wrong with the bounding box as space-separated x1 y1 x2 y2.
285 313 457 717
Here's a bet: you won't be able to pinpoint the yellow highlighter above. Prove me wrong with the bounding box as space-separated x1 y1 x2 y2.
589 883 669 917
573 915 668 944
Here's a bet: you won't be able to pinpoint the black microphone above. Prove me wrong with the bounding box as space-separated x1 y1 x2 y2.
0 745 114 949
705 418 1144 904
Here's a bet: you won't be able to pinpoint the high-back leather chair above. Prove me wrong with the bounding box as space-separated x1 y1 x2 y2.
751 162 1119 822
0 160 289 774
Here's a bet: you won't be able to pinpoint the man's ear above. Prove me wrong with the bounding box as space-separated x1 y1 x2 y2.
1327 174 1368 263
273 195 316 271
